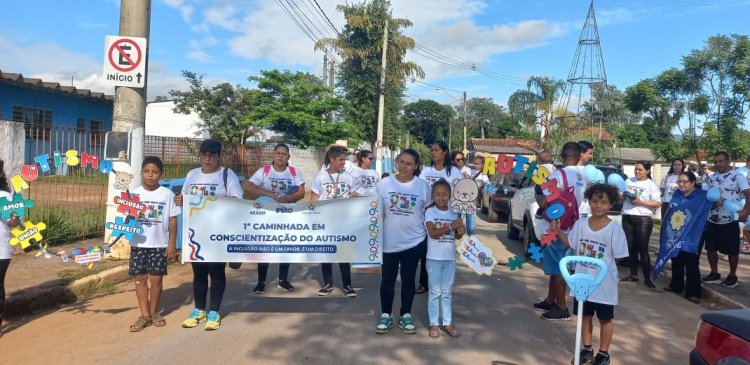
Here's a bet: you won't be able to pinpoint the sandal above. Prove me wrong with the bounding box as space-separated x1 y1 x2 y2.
151 313 166 327
620 275 639 282
440 324 460 337
429 326 440 338
130 316 152 332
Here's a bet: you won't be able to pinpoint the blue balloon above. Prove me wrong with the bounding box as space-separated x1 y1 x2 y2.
593 169 605 183
583 165 598 182
706 187 721 202
256 196 275 203
607 173 626 193
723 199 742 217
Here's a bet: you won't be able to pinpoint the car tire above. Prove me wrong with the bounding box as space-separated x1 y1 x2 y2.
522 219 536 256
488 206 499 223
507 210 520 240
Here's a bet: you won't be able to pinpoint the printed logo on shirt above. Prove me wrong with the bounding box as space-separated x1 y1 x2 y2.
270 178 292 194
189 184 217 196
388 193 418 216
434 219 455 243
324 182 350 199
360 175 378 189
138 202 165 227
577 238 606 260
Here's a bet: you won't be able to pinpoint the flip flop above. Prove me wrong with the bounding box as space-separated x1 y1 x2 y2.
429 326 440 338
619 275 639 282
440 325 460 337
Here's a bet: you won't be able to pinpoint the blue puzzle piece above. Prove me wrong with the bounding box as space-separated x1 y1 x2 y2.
508 255 526 270
105 216 143 241
1 193 34 219
528 243 543 263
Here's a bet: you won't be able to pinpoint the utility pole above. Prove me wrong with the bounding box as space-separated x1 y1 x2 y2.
462 91 467 153
448 122 452 151
323 54 328 85
113 0 150 185
375 18 388 175
329 60 335 94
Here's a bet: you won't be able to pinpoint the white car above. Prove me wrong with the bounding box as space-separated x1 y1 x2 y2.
507 165 626 254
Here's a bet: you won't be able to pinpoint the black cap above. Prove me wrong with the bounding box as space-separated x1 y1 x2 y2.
199 139 222 154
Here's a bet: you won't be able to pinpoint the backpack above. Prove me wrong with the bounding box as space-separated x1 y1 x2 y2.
542 169 579 231
262 164 297 182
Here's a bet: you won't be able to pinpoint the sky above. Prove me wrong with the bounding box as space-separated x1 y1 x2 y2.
2 0 749 112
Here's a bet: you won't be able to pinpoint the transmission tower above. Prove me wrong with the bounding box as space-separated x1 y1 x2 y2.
555 0 610 149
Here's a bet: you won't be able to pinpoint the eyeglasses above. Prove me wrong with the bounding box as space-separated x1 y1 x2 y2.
677 180 693 184
454 158 465 162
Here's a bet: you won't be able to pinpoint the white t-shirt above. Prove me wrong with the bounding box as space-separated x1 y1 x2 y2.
311 170 355 200
567 218 629 305
182 167 243 198
622 178 661 216
350 166 380 196
459 166 471 178
377 175 432 253
420 165 459 186
702 169 750 224
469 168 489 185
424 207 458 260
320 160 356 175
131 186 181 248
661 174 680 203
0 190 14 259
538 165 586 234
249 165 306 196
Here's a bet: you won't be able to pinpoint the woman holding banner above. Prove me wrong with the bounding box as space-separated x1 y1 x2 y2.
660 171 712 303
175 139 244 331
376 149 432 335
311 146 358 297
244 143 306 294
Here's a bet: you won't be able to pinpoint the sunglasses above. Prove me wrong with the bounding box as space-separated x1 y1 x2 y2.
454 158 465 162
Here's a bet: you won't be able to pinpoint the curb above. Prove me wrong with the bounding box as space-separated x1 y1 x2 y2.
5 264 130 318
701 285 747 309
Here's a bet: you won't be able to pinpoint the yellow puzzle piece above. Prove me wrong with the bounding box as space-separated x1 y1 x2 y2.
10 221 47 249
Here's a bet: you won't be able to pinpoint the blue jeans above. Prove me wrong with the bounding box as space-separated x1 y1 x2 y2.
465 213 475 236
426 259 456 326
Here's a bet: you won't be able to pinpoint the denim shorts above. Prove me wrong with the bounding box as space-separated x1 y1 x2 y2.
543 240 568 275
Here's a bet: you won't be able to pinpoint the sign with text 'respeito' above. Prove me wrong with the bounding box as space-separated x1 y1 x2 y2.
102 35 147 88
182 196 383 266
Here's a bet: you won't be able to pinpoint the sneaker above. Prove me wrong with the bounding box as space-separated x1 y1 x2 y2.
375 313 393 334
722 275 739 288
644 280 656 290
252 281 266 294
399 314 417 334
571 348 594 365
701 272 722 284
181 309 206 328
541 306 571 321
318 283 334 296
204 311 221 331
343 285 357 297
533 299 554 312
277 280 294 292
592 352 610 365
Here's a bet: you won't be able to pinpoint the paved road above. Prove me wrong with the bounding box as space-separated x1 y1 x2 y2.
0 216 705 364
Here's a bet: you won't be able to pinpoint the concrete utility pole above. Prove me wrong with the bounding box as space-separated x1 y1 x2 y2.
374 18 389 175
329 60 335 94
113 0 150 186
323 54 328 85
462 91 467 153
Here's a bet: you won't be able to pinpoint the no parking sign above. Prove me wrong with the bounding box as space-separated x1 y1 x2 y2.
102 35 147 88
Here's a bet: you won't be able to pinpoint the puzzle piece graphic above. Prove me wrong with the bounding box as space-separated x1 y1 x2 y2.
105 216 143 241
114 192 144 218
71 246 103 269
528 243 543 263
0 193 34 219
508 255 526 270
9 221 47 249
540 227 559 246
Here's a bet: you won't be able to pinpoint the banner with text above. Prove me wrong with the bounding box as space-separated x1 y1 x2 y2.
182 195 383 265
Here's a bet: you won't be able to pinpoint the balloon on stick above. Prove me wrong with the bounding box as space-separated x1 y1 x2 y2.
606 173 626 193
706 187 721 202
593 169 605 183
583 165 598 183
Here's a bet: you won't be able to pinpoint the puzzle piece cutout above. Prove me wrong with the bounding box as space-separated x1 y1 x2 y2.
71 246 103 269
34 243 52 260
9 221 47 249
528 243 543 263
105 216 143 241
508 255 526 270
114 192 144 218
540 227 559 246
0 193 34 219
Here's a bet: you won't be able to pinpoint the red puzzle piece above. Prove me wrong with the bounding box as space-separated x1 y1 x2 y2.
540 227 559 246
113 192 145 218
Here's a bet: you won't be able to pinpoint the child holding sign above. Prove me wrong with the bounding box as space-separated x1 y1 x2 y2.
128 156 180 332
552 184 629 365
424 179 465 338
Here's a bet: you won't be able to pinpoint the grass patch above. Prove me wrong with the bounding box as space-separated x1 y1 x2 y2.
76 280 116 299
36 168 109 185
57 265 106 281
28 206 105 245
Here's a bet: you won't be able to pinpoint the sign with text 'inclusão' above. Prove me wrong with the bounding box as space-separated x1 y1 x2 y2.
102 35 147 88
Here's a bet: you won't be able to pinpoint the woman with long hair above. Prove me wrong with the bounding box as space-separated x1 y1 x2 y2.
660 158 685 219
620 160 662 289
244 143 306 294
0 160 21 338
350 150 380 197
375 149 432 334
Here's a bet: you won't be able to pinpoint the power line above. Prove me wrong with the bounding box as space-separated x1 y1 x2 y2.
410 79 464 94
274 0 340 63
311 0 340 36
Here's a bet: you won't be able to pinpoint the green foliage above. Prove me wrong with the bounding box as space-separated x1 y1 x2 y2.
247 70 356 148
28 207 105 245
402 99 454 146
317 0 424 148
507 76 566 144
615 125 650 148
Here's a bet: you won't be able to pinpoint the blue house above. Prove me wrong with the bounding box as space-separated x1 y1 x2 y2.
0 70 113 165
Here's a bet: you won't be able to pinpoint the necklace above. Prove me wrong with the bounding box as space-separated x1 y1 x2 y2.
327 171 340 184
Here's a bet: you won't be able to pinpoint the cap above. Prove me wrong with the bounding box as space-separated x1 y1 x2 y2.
199 139 222 154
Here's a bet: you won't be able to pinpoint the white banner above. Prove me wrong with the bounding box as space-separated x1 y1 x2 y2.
182 195 383 265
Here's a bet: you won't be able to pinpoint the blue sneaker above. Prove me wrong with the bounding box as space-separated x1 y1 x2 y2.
375 313 393 334
204 311 221 331
399 313 416 334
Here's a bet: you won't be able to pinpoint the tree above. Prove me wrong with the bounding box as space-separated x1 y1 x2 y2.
153 95 170 102
463 97 517 139
402 99 454 146
246 70 357 148
507 76 566 145
316 0 424 148
170 70 248 144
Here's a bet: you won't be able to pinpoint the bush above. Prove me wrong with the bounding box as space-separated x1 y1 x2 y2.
27 207 105 246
